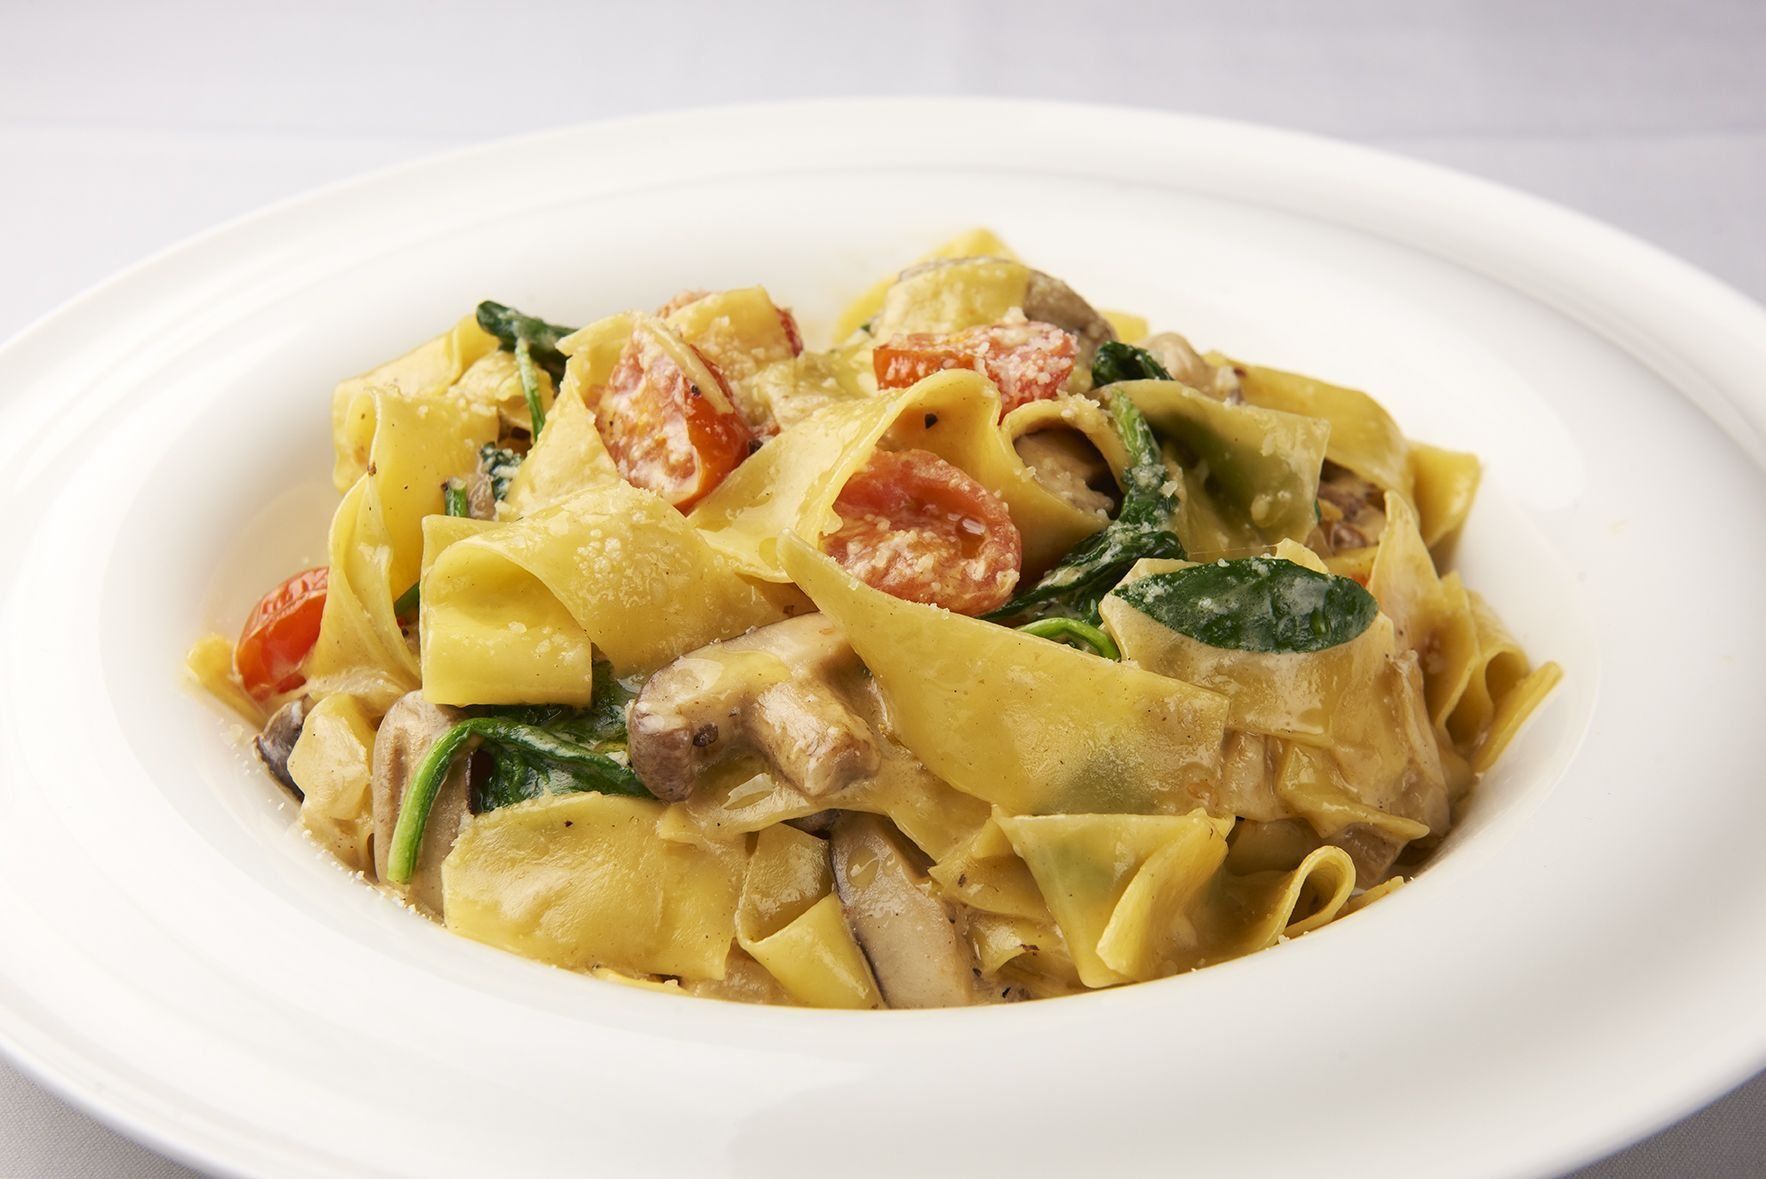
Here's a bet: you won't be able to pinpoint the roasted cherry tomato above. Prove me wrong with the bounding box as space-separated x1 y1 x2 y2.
873 321 1077 416
659 288 802 358
236 566 328 700
596 322 754 510
777 306 804 356
653 288 710 317
823 448 1021 615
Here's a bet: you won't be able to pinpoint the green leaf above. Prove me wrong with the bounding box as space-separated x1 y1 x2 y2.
467 666 638 812
1111 556 1378 654
1090 341 1173 387
393 580 421 624
442 479 471 518
385 723 476 884
986 392 1185 624
477 301 577 435
463 716 646 813
1016 616 1121 660
478 443 523 501
383 666 644 885
475 300 575 380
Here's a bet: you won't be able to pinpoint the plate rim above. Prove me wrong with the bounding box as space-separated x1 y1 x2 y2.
0 96 1762 1179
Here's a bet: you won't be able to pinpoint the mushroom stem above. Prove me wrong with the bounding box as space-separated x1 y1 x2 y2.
829 813 984 1009
628 615 880 802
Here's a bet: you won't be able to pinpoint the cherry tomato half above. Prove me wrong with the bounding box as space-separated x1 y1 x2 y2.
874 321 1077 416
823 448 1021 615
596 322 754 510
236 566 328 700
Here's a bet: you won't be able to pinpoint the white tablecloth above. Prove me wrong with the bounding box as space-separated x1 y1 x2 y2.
2 1 1761 1174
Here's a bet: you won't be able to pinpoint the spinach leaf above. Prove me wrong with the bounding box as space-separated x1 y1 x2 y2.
396 446 525 625
1111 556 1378 654
1090 341 1173 387
383 668 644 884
985 392 1185 624
1016 616 1120 660
475 301 575 380
478 443 523 501
476 300 577 436
393 580 422 624
465 715 645 814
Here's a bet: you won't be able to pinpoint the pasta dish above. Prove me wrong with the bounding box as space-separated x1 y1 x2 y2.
189 230 1560 1008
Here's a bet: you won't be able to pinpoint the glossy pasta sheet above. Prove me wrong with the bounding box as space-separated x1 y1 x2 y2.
195 229 1563 1011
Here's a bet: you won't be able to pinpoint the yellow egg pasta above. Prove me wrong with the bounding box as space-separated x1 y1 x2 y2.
194 230 1560 1008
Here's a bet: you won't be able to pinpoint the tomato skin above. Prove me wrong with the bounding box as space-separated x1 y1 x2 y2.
874 321 1077 416
823 449 1021 615
596 324 754 510
777 307 804 356
654 289 710 317
236 566 328 700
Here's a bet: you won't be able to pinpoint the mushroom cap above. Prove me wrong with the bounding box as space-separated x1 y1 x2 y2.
628 614 879 802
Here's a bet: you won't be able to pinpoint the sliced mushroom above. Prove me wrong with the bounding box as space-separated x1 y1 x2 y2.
1311 461 1389 554
371 691 471 914
880 257 1118 369
255 697 308 798
829 813 983 1009
463 469 497 520
1021 267 1117 366
1142 331 1242 403
785 811 838 837
627 615 880 802
1329 824 1406 887
1012 428 1119 517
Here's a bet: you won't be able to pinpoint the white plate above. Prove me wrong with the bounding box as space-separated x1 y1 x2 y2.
0 99 1762 1179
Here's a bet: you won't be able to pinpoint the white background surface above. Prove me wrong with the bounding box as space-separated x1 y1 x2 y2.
0 1 1760 1175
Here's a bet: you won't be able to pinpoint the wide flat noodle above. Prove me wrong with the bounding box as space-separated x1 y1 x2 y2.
1455 592 1564 772
1001 394 1132 484
306 389 500 712
930 817 1050 923
1408 441 1481 550
692 370 1109 579
871 255 1032 339
1101 836 1356 978
1364 493 1559 766
999 813 1222 987
559 288 800 433
663 287 800 433
680 949 794 1005
441 793 746 981
423 480 797 704
664 748 991 863
500 382 622 518
783 535 1230 816
1117 380 1330 557
835 228 1020 340
999 811 1355 987
775 348 870 429
448 348 555 436
735 826 880 1009
1100 560 1450 843
331 314 497 490
1100 559 1393 742
1230 361 1414 499
185 634 265 726
284 693 377 872
1102 310 1149 343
